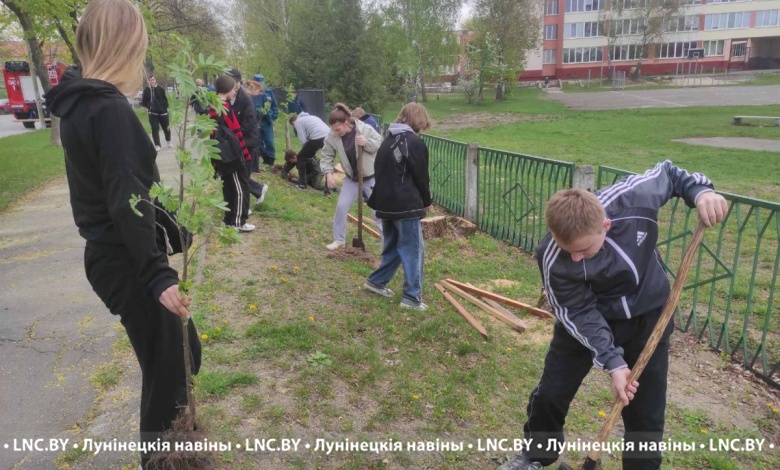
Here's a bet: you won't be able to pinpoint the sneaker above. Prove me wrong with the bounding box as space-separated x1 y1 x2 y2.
296 184 308 190
496 454 543 470
167 141 173 148
399 299 428 311
326 240 345 251
237 223 255 232
155 145 162 151
257 185 269 204
248 209 253 216
363 281 394 298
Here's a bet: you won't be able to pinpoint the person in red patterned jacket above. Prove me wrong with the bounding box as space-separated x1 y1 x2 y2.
209 74 254 232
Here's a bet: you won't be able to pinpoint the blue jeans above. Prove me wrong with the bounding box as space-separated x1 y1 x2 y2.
258 122 275 165
368 218 424 304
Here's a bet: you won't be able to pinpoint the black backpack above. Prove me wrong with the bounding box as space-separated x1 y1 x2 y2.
213 120 243 165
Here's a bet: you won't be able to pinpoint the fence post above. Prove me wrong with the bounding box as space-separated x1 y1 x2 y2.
572 165 596 192
465 143 479 223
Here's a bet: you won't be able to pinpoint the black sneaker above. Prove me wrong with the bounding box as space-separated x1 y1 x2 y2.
497 454 543 470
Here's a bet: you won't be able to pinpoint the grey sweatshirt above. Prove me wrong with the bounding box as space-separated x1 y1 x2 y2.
293 112 330 146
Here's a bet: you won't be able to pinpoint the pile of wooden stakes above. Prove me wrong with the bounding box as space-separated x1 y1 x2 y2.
435 279 555 339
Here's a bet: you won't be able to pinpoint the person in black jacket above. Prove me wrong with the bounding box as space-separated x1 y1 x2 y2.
226 69 269 205
140 74 171 150
45 0 201 467
498 161 728 470
365 103 432 311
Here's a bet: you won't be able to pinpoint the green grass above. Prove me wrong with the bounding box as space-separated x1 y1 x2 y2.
0 130 65 212
0 87 7 99
89 361 123 390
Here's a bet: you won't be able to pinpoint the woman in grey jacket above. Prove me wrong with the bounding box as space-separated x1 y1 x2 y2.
320 103 384 250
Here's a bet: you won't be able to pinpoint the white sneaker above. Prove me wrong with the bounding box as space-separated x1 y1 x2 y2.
167 141 173 148
155 145 161 151
326 240 345 251
257 185 268 204
399 300 428 311
363 282 394 298
237 223 255 232
248 209 253 216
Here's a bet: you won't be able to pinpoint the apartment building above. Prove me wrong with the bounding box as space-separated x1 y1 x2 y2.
522 0 780 80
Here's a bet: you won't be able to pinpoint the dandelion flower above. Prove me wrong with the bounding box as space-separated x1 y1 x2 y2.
293 265 300 270
201 334 208 340
271 265 277 270
412 395 419 400
598 411 606 418
309 316 315 321
221 319 228 325
215 327 222 333
700 429 708 434
249 304 257 310
281 277 287 282
773 408 779 414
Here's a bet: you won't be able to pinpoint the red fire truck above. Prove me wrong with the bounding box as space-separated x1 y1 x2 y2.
2 60 67 128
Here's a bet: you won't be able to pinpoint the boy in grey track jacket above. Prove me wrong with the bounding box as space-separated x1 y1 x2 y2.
499 160 728 470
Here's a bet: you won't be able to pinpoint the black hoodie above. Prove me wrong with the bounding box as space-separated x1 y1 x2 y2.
46 70 179 301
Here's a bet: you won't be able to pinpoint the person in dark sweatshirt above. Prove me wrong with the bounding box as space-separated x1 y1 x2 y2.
365 103 433 311
498 162 728 470
352 107 381 134
208 74 255 232
140 74 171 150
227 68 269 204
44 0 201 467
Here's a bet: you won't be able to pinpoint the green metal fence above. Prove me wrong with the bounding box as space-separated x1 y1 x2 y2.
598 166 780 389
421 134 468 217
478 148 574 252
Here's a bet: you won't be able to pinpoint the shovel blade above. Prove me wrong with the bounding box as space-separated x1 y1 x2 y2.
580 457 601 470
352 237 365 251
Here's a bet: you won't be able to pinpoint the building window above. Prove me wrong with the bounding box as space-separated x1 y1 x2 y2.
565 0 604 13
564 21 602 39
545 0 559 15
704 12 750 31
613 18 645 36
544 25 558 40
611 44 645 61
756 10 780 28
655 41 698 59
732 42 747 58
703 40 724 56
543 49 557 64
562 47 604 63
682 0 701 4
613 0 647 10
709 0 750 3
665 15 699 33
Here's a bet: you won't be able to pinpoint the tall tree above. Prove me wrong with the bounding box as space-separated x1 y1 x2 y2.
472 0 540 101
600 0 685 80
383 0 462 102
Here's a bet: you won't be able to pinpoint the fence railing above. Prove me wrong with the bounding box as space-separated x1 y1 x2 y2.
421 135 468 217
478 147 574 252
598 166 780 388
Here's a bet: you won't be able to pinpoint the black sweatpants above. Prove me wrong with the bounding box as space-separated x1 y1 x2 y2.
148 112 171 147
222 169 250 227
84 242 201 467
244 149 266 200
523 309 673 470
296 138 325 186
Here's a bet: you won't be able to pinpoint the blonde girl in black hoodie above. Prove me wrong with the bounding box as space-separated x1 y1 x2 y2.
46 0 200 467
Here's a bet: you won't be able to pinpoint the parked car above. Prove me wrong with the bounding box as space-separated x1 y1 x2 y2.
0 98 10 114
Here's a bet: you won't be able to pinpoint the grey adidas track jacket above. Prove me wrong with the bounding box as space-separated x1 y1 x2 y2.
535 160 714 373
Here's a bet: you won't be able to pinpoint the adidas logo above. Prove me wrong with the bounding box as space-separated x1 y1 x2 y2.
637 231 647 246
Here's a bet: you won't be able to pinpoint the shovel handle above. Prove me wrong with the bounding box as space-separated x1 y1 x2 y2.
583 220 706 467
356 144 364 242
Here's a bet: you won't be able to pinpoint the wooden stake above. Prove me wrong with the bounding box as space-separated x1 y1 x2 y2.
347 214 381 239
441 280 526 333
581 221 706 470
435 283 488 340
445 279 555 320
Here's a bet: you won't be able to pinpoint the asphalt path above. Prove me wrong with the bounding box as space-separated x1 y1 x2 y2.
0 114 34 139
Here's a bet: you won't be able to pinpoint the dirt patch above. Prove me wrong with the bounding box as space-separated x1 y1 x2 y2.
326 247 379 267
673 137 780 153
668 332 780 431
434 112 555 131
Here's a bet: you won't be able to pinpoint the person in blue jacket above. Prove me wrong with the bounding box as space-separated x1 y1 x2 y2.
252 73 279 166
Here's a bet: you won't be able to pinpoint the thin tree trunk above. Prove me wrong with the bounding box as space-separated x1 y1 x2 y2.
419 71 427 103
54 18 80 67
50 116 61 146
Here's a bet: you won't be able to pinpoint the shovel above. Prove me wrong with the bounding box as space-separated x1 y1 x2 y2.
579 220 706 470
351 144 366 251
